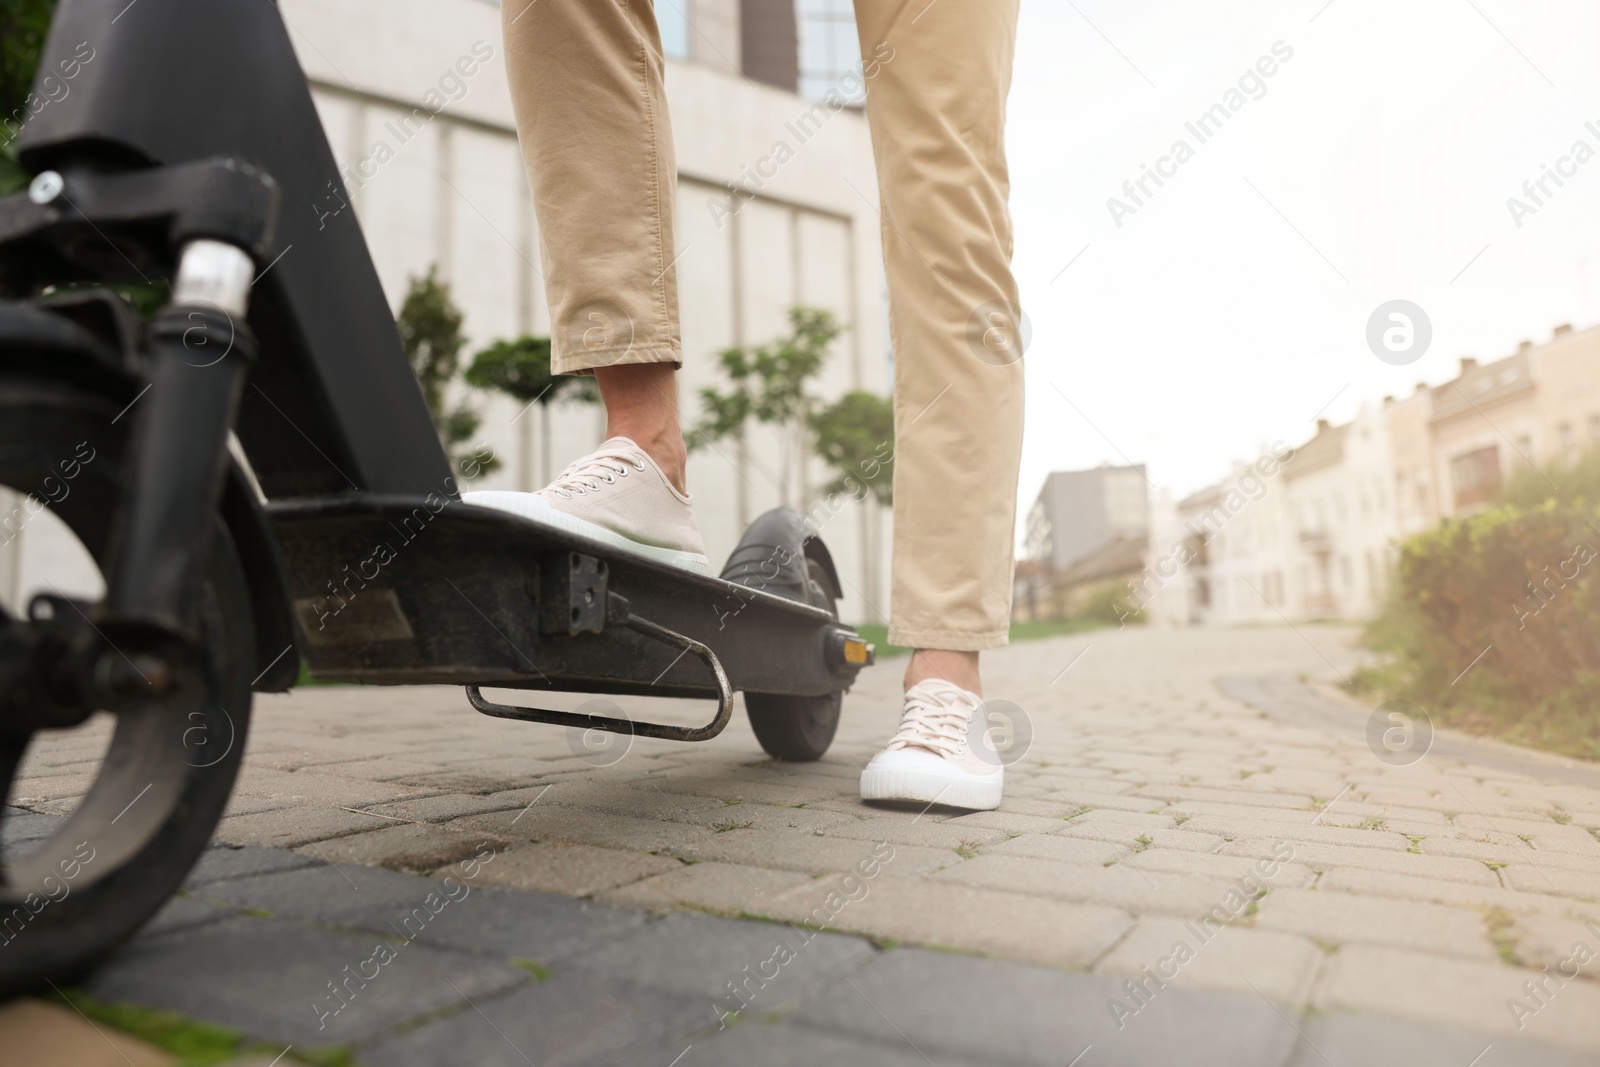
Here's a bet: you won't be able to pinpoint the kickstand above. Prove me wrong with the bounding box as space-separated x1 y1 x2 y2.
465 613 734 742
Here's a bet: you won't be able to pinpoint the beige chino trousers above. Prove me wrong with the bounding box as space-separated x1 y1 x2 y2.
503 0 1024 651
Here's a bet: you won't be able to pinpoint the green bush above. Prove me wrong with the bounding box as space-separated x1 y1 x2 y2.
1076 581 1145 626
1357 501 1600 758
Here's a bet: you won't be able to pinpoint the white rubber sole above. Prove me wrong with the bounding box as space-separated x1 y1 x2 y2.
859 762 1004 811
461 490 711 575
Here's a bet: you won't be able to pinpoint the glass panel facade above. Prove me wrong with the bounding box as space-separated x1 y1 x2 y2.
796 0 863 103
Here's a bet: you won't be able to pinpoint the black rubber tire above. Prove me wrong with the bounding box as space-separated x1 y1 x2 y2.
744 555 843 762
0 379 254 998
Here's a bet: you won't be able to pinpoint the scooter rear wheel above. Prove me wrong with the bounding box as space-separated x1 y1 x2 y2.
743 555 843 762
0 380 254 997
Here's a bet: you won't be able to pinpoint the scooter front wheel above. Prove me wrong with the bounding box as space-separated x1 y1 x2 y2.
0 379 255 997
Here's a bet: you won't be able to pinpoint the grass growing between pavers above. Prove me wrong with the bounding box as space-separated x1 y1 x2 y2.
1481 906 1520 966
850 618 1107 659
50 988 359 1067
509 958 552 982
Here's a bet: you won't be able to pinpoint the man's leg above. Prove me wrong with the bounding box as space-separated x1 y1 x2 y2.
853 0 1025 682
501 0 686 480
493 1 702 567
855 0 1023 810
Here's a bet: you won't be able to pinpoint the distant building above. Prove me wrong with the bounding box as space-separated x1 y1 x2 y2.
1018 464 1150 621
1142 320 1600 628
1055 535 1149 618
1024 465 1150 572
1279 405 1393 620
1390 323 1600 529
1145 444 1294 627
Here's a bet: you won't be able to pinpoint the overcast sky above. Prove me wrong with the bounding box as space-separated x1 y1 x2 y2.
1006 0 1600 516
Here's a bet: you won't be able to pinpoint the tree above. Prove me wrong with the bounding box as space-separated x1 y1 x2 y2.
0 0 55 195
1 0 165 313
694 307 841 506
396 266 497 476
466 334 597 485
808 390 894 505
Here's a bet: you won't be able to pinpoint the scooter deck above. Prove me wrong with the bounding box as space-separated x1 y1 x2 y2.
268 494 869 702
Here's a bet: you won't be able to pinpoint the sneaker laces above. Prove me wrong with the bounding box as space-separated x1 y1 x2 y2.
542 442 647 499
886 679 978 759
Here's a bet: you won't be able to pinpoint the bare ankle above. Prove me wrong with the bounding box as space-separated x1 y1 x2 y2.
594 363 689 493
629 428 688 495
905 649 981 697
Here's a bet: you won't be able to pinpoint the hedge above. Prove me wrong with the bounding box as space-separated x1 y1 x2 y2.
1357 501 1600 758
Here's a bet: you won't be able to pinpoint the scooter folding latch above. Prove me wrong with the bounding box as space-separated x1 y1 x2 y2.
465 612 734 743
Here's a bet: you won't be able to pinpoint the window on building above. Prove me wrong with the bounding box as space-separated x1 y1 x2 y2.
657 0 692 61
1449 445 1501 510
797 0 864 103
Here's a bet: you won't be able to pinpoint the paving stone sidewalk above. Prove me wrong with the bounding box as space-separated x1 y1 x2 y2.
8 624 1600 1064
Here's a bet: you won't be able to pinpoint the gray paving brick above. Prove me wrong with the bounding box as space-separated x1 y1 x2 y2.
1292 1012 1596 1067
1254 887 1497 960
1092 917 1324 1005
1221 836 1512 884
567 910 874 1010
185 844 320 888
0 808 63 847
601 861 815 914
694 827 956 878
469 842 683 897
1311 943 1600 1048
83 915 526 1047
214 805 403 849
932 854 1240 915
646 1019 987 1067
357 792 530 824
358 970 708 1067
757 877 1132 968
790 947 1302 1067
1122 848 1317 888
816 814 1010 850
984 833 1122 865
297 822 507 873
142 895 243 939
453 804 711 855
1504 863 1600 903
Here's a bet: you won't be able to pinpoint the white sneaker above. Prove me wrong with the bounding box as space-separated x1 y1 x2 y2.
464 437 711 573
859 679 1003 811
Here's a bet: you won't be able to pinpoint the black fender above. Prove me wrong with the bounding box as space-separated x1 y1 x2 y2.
219 462 299 692
720 507 843 606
